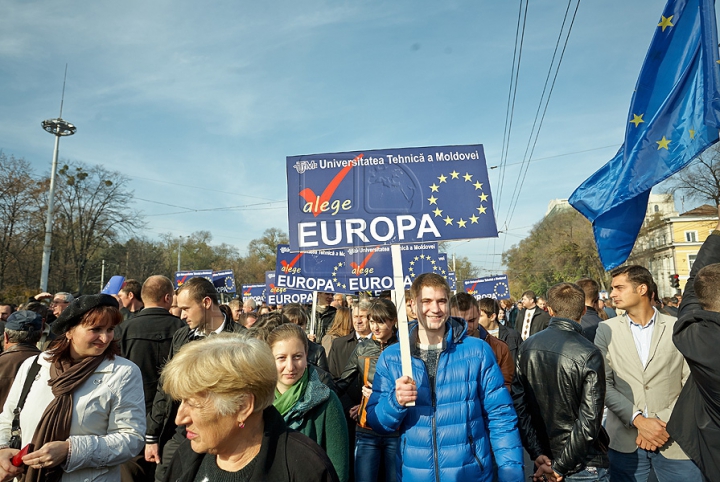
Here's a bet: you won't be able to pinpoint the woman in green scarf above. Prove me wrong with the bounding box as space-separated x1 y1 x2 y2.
269 324 349 482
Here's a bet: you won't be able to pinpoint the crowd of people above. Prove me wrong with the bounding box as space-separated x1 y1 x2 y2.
0 220 718 482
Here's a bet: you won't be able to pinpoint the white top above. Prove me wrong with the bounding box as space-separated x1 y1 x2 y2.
0 353 145 482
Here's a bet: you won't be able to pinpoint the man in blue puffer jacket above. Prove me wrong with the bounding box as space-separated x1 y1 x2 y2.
366 273 524 481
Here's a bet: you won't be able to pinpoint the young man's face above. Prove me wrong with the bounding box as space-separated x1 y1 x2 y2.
177 290 209 330
414 286 449 335
521 295 535 310
611 274 646 311
117 290 133 309
478 310 497 331
451 305 479 337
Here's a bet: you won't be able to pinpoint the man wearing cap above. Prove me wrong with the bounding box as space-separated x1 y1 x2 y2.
0 311 42 408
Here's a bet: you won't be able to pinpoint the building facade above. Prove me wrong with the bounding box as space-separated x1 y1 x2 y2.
627 194 718 298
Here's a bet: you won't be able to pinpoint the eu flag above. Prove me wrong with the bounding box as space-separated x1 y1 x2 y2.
569 0 720 270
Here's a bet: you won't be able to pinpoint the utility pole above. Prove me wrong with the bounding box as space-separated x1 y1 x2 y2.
40 65 76 292
177 236 184 272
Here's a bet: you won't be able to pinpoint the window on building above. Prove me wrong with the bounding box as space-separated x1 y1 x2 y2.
689 254 697 269
654 205 659 213
685 231 698 243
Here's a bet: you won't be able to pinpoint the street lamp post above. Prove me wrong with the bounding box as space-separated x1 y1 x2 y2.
39 117 76 292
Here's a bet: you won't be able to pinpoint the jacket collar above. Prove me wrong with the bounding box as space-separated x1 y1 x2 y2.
548 317 584 335
408 316 467 350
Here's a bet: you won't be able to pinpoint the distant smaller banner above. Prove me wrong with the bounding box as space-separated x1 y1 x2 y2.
265 271 313 305
212 270 236 294
241 284 266 303
447 271 457 292
276 245 346 293
464 275 510 300
175 270 213 289
400 243 442 289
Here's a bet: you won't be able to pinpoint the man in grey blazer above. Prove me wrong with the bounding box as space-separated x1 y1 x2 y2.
595 265 701 481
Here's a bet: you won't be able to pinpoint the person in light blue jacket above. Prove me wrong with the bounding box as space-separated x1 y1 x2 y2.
366 273 523 482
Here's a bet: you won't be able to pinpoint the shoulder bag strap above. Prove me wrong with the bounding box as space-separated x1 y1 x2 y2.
16 355 42 412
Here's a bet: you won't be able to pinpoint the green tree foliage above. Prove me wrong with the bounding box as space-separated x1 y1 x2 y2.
502 208 607 298
51 162 143 293
0 153 44 296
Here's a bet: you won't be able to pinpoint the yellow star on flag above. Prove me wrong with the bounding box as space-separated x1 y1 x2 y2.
428 195 438 205
450 170 460 179
438 174 447 183
656 136 671 150
689 129 696 139
444 215 454 225
629 114 644 127
463 173 473 182
658 15 674 32
414 256 419 261
430 183 439 192
469 214 479 224
473 181 483 190
477 205 487 214
420 254 426 259
479 193 488 202
457 218 467 228
433 207 443 217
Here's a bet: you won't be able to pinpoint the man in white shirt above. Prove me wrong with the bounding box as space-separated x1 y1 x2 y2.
517 290 550 341
595 265 700 481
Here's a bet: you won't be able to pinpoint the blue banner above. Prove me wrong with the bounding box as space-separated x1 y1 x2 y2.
400 243 441 289
464 275 510 300
265 271 313 305
447 271 457 292
286 145 498 251
336 245 395 292
175 270 213 289
275 245 346 293
212 270 236 294
241 284 266 303
275 243 449 293
569 0 720 269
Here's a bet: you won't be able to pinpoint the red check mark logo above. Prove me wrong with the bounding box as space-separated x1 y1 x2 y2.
350 248 377 276
269 283 277 293
281 253 304 272
178 275 189 287
468 282 478 293
298 153 363 217
243 290 252 296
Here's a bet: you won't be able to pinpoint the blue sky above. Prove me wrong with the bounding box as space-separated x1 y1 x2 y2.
0 0 698 274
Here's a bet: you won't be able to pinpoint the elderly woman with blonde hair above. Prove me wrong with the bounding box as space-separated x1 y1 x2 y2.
160 333 338 482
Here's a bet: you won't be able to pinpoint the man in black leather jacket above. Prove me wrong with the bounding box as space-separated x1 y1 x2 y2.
512 282 609 481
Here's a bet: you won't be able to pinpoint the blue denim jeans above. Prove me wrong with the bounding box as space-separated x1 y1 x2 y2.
608 448 703 482
354 432 399 482
565 467 609 482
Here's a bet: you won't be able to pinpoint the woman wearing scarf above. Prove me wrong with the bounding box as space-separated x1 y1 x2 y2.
268 324 349 482
0 294 145 482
